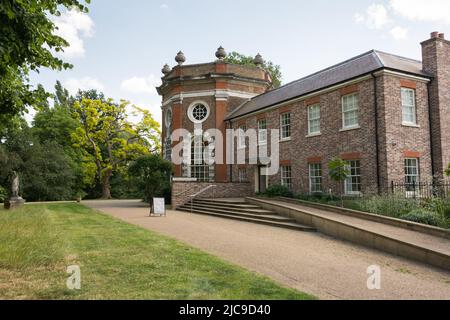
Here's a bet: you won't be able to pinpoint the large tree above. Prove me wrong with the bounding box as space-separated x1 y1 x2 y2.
0 0 90 123
71 98 161 199
224 51 283 88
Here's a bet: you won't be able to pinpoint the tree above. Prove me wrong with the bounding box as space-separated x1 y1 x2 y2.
446 163 450 177
0 0 90 124
328 157 350 207
71 98 161 199
128 155 173 207
224 51 283 88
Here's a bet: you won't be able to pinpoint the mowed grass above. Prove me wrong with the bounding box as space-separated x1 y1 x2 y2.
0 204 315 300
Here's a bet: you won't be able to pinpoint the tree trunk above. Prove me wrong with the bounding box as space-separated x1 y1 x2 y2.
101 170 113 199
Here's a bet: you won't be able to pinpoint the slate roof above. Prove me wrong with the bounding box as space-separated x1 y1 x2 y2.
225 50 430 120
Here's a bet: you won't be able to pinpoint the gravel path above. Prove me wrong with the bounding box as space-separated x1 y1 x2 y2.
84 200 450 300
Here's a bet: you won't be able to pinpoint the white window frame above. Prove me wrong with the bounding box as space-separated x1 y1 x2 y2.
309 163 323 193
404 158 420 197
258 119 267 145
238 125 247 149
342 93 359 130
344 160 362 195
401 88 417 125
187 101 210 124
280 113 291 140
281 166 293 190
308 104 321 135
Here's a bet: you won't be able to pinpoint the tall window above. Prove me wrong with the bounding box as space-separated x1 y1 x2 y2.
280 113 291 140
238 125 247 149
405 158 419 190
345 160 361 195
258 119 267 145
342 93 359 129
281 166 293 190
189 140 213 182
401 88 417 125
309 163 322 193
238 168 248 182
308 104 321 135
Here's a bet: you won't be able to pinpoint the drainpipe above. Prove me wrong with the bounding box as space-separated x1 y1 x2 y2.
426 80 435 178
371 73 382 194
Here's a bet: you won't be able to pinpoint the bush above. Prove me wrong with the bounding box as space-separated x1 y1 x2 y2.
400 209 442 227
0 185 7 202
356 194 420 218
261 185 293 198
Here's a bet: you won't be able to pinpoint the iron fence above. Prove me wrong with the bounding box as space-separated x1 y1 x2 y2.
391 180 450 199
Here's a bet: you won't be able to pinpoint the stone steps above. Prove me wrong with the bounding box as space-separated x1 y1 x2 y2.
176 198 316 232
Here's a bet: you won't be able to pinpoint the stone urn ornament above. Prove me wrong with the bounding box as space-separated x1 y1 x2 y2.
4 171 25 210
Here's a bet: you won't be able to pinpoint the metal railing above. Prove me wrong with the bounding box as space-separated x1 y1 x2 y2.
391 180 450 199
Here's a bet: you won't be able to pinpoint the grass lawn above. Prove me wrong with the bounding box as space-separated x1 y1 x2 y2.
0 204 315 300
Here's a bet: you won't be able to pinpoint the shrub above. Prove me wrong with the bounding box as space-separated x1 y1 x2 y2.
262 185 293 198
400 209 442 227
421 198 450 228
0 185 7 203
356 194 420 218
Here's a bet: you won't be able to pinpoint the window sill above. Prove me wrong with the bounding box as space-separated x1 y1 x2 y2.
258 142 268 147
402 122 420 128
340 126 360 132
306 132 322 138
280 137 292 143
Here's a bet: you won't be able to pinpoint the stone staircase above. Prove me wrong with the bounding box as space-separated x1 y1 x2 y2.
177 198 316 232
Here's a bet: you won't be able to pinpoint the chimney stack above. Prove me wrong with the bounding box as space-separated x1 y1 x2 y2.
431 31 440 39
438 33 445 39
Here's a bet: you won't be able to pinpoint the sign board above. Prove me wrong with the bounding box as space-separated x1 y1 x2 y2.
151 198 166 217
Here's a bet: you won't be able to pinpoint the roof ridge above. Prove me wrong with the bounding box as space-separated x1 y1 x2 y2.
374 49 423 64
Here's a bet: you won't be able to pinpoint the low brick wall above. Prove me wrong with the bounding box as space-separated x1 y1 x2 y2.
172 182 253 209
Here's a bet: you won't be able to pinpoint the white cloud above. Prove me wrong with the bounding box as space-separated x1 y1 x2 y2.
160 4 169 9
354 4 390 30
390 26 409 40
53 8 95 59
65 77 105 95
120 74 161 95
390 0 450 24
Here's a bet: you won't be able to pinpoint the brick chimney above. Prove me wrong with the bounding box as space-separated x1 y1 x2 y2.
421 31 450 178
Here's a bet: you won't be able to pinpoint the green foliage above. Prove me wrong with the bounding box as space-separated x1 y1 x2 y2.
400 209 442 227
0 0 90 122
446 163 450 176
260 184 293 198
353 194 420 218
328 157 350 183
71 98 161 199
128 155 173 204
224 51 283 88
0 185 7 202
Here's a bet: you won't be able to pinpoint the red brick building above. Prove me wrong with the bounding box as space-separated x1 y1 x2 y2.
159 33 450 202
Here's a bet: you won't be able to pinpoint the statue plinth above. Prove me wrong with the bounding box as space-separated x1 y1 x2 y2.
4 197 25 210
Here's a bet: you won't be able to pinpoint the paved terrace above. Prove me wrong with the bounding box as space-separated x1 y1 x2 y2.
84 200 450 300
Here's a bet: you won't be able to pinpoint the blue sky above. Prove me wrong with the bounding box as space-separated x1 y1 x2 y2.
30 0 450 124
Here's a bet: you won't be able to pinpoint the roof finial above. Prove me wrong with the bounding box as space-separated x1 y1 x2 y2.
253 53 264 67
215 46 227 60
162 64 171 75
175 51 186 66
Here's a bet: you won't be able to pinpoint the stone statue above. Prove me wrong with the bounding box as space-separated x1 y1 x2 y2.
11 171 19 198
4 171 25 210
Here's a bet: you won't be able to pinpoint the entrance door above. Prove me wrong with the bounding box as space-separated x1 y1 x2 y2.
258 166 268 193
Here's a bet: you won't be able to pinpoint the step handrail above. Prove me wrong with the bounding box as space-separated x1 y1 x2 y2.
188 185 217 213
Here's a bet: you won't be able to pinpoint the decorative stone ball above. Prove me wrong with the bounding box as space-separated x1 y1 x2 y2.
253 53 264 67
215 46 227 60
162 64 171 75
175 51 186 66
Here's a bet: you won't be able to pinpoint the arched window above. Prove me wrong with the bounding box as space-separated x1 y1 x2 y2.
182 137 214 182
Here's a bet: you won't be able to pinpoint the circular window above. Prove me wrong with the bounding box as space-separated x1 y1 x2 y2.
188 102 210 123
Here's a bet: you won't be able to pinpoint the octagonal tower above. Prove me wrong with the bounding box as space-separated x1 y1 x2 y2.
157 48 273 182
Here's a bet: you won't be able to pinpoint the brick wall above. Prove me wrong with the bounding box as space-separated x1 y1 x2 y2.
171 182 253 209
422 34 450 178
